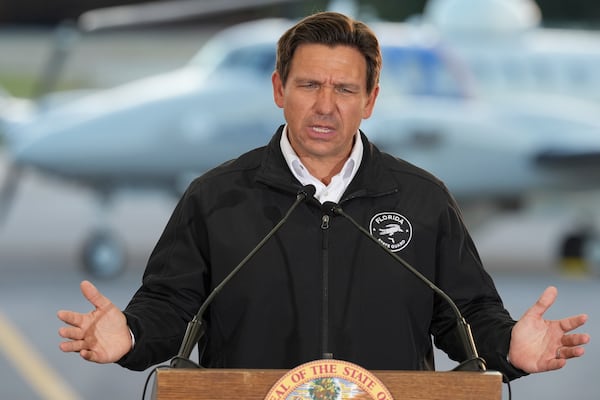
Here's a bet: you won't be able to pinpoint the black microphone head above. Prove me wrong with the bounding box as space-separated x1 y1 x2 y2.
321 201 341 215
298 184 316 200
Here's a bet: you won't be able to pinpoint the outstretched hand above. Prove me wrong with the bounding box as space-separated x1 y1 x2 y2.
57 280 132 364
508 286 590 373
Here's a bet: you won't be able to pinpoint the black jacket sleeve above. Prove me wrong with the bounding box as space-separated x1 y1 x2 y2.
430 195 528 381
117 187 209 371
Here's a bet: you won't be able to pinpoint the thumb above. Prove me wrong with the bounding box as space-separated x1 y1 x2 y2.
80 280 112 310
522 286 557 320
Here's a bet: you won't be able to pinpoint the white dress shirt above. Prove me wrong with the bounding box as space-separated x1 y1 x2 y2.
280 125 363 204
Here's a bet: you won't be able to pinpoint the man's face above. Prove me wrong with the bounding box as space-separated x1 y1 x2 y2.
272 44 379 166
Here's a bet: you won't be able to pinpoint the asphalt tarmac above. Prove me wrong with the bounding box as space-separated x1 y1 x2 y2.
0 160 598 400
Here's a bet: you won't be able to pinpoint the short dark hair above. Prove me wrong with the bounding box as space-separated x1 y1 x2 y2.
276 11 382 94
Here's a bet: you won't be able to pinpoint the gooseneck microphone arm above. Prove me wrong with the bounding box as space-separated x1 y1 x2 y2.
322 202 486 372
170 185 317 368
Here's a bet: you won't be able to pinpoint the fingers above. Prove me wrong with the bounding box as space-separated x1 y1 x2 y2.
523 286 558 319
80 280 112 310
56 281 102 353
59 340 100 363
58 324 84 341
57 316 87 354
555 343 586 361
56 309 83 327
561 331 591 348
57 281 124 363
80 349 96 362
545 358 567 372
559 313 589 333
56 281 110 327
58 338 85 353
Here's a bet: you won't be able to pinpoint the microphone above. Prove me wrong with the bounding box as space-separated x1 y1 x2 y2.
321 201 486 372
170 184 316 368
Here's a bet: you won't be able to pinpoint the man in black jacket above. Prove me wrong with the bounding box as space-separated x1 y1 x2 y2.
58 11 589 380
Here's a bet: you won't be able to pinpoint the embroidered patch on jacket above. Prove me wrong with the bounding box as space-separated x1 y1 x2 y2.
369 212 412 252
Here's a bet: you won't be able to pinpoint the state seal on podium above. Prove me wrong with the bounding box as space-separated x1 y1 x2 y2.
265 359 394 400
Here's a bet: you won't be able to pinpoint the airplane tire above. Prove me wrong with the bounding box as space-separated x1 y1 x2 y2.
559 230 600 276
81 230 127 279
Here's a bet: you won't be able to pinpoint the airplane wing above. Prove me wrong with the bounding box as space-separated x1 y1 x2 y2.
536 150 600 167
78 0 298 31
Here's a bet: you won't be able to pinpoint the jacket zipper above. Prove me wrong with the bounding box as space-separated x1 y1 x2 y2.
320 214 332 359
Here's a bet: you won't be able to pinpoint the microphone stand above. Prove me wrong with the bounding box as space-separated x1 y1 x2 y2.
323 202 486 372
170 185 316 368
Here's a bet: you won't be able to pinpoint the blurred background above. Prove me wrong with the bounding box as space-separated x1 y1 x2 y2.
0 0 598 399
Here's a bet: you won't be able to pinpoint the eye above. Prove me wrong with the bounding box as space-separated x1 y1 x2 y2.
301 82 319 89
336 86 356 94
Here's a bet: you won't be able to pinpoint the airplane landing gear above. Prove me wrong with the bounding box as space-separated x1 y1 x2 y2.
81 230 127 279
559 228 600 276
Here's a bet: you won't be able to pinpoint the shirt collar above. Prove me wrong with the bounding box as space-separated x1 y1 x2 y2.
280 125 363 202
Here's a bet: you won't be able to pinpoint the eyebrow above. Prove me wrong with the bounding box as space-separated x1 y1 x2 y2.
293 77 362 91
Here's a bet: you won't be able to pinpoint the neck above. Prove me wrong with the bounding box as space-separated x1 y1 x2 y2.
299 156 348 185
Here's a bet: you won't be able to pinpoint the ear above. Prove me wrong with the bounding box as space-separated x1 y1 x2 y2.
362 84 380 119
272 71 285 109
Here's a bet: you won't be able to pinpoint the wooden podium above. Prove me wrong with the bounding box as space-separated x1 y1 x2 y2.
151 368 503 399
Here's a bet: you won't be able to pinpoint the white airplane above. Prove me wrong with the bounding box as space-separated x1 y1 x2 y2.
415 0 600 102
2 0 600 278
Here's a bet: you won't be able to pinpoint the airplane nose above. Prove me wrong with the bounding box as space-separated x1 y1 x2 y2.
13 134 72 175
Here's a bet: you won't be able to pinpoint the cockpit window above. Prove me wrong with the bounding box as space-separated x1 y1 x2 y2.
381 45 470 98
216 44 276 75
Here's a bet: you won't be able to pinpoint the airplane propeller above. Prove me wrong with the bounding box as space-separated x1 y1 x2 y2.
0 163 23 224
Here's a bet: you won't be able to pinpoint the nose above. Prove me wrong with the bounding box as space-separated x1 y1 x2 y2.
313 87 335 115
